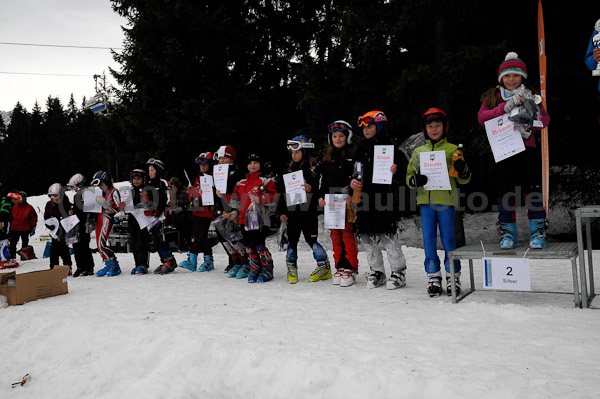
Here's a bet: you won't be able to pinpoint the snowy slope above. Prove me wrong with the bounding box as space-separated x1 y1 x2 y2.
1 192 599 399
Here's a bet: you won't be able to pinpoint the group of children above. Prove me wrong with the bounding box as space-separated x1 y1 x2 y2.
4 51 549 298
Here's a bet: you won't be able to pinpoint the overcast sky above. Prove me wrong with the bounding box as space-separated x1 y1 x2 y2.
0 0 127 112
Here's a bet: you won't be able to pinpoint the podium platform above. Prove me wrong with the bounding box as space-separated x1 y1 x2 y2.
448 242 581 307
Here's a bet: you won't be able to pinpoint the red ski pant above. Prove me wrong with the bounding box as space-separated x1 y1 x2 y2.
96 213 115 261
329 222 358 271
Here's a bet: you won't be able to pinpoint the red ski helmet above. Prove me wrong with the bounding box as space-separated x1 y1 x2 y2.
421 108 449 138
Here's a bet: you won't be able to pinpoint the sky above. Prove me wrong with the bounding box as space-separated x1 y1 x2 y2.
0 0 128 112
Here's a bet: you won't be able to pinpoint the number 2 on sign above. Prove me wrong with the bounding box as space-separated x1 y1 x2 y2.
482 257 531 291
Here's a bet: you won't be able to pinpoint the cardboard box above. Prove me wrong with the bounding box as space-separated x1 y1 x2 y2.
0 266 69 305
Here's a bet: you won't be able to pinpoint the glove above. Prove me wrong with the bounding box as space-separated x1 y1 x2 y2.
504 94 523 113
453 159 470 178
95 196 110 210
114 211 125 220
29 227 36 237
409 174 428 188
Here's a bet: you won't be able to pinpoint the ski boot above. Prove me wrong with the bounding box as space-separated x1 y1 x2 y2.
529 218 547 249
248 267 263 283
227 264 242 278
154 257 176 275
498 222 518 249
131 265 148 275
236 264 251 279
446 273 461 296
308 258 332 282
97 259 120 277
340 268 357 287
387 269 406 290
197 255 215 272
178 253 198 272
256 246 274 283
365 269 387 289
287 261 298 284
427 274 443 298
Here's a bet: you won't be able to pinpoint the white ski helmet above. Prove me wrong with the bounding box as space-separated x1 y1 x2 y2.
67 173 87 190
48 183 62 197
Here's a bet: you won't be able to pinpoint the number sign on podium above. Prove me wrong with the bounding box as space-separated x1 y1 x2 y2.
482 257 531 291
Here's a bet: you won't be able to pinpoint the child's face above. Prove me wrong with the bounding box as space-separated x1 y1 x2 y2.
132 175 144 187
331 132 347 149
148 165 157 179
363 124 377 140
99 182 109 193
426 121 444 141
199 163 210 173
502 73 522 91
291 150 303 163
247 161 260 173
219 156 233 165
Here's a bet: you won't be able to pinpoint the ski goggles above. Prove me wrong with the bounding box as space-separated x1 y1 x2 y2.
195 153 212 164
357 116 376 127
66 184 77 190
90 178 101 187
327 122 350 133
48 193 60 199
287 140 315 151
358 112 387 127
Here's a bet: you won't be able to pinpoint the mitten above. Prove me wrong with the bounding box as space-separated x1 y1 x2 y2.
409 174 428 188
453 159 470 178
504 95 522 113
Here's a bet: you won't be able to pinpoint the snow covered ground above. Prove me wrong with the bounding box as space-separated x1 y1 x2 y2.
1 192 599 399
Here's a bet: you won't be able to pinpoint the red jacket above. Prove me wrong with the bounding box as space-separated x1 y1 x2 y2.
10 202 38 232
230 172 277 225
188 173 216 219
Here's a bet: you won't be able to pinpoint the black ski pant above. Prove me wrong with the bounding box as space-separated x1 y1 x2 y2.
9 231 29 259
73 229 94 272
129 215 150 267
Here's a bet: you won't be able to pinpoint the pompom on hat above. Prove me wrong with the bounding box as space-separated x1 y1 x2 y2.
498 52 528 83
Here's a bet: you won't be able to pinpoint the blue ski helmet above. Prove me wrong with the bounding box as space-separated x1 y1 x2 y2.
91 170 112 187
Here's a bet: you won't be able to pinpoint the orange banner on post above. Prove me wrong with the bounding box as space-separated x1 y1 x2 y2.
537 0 549 213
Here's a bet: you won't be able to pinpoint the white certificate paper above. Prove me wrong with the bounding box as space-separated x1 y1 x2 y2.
129 209 157 230
213 164 229 194
484 114 526 163
60 214 80 233
83 187 103 213
45 217 60 239
324 194 346 229
282 170 307 206
119 187 135 212
419 151 451 191
200 175 214 206
372 145 394 184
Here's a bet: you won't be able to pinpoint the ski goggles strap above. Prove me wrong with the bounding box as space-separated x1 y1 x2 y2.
287 140 315 151
90 178 101 187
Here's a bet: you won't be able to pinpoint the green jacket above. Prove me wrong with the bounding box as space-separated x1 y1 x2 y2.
406 138 471 206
